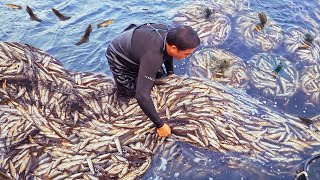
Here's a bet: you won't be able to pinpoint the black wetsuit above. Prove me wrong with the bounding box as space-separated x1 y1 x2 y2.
106 23 173 128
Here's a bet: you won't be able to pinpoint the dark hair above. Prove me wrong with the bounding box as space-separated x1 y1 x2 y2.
166 25 200 51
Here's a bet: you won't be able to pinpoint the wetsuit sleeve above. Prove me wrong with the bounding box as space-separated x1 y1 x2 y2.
135 51 164 128
164 57 174 75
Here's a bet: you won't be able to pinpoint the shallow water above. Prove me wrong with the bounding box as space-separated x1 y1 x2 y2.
1 0 320 179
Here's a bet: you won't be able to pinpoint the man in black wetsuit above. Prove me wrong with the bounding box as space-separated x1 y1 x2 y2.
106 23 200 137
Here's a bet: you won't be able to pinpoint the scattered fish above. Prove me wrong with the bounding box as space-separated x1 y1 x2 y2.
6 4 22 10
52 8 71 21
97 19 114 28
75 24 92 46
26 6 42 22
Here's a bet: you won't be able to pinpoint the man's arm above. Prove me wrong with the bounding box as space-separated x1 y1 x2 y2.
164 57 174 75
135 51 164 128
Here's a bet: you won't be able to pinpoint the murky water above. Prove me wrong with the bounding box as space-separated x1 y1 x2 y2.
1 0 320 179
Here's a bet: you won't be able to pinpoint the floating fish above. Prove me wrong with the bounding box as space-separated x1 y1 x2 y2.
298 33 314 49
6 4 22 10
26 6 42 22
97 19 114 28
272 62 283 77
52 8 71 21
254 12 267 31
75 24 92 46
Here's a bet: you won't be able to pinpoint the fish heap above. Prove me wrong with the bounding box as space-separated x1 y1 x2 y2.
1 42 320 179
284 27 320 64
300 64 320 106
247 53 299 100
173 3 231 46
236 12 283 51
208 0 250 16
188 48 248 88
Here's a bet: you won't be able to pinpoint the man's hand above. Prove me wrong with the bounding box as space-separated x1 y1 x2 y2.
156 123 171 137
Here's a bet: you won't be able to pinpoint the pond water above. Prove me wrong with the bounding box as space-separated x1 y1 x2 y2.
1 0 320 179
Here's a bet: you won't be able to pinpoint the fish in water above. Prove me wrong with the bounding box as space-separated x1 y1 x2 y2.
271 62 283 78
298 33 314 50
297 116 313 126
97 19 114 28
6 4 22 10
75 24 93 46
52 8 71 21
26 6 42 22
204 8 214 19
215 59 230 78
254 12 267 31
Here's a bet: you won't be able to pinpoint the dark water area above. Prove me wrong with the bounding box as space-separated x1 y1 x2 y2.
142 141 296 180
1 0 320 179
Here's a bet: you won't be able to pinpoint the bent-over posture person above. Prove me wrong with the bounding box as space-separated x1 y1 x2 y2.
106 23 200 137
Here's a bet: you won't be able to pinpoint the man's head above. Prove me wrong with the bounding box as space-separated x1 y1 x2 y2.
166 25 200 60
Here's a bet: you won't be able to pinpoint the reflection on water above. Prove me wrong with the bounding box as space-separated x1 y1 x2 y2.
1 0 320 179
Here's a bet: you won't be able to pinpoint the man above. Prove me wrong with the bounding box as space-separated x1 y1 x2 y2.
106 23 200 137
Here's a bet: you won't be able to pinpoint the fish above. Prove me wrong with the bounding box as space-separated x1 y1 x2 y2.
0 171 11 180
297 116 313 126
26 6 42 22
97 19 114 28
6 4 22 10
204 8 214 19
254 12 267 31
298 33 314 49
52 8 71 21
271 63 283 78
75 24 92 46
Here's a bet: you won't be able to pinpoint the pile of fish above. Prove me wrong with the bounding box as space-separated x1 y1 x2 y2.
188 48 248 88
173 3 231 46
1 42 320 179
207 0 250 16
236 12 283 51
284 27 320 64
300 64 320 106
247 53 299 100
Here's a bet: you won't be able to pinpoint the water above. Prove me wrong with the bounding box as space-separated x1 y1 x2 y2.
1 0 320 179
